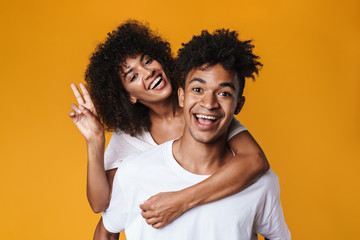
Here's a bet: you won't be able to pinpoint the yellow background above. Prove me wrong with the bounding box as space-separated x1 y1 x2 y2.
1 0 359 239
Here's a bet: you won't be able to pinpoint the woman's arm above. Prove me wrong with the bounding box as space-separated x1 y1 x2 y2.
140 129 269 229
94 218 120 240
86 135 115 213
189 130 269 203
69 83 113 213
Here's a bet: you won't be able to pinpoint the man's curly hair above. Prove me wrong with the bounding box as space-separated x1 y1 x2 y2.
176 29 262 97
85 20 179 136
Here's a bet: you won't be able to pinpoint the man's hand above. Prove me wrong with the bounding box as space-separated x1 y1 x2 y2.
140 191 189 229
69 83 104 142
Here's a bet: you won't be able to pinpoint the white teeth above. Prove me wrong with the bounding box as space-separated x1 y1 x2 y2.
149 76 162 90
196 114 217 120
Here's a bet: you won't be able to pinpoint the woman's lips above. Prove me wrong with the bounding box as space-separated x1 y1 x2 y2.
149 75 163 90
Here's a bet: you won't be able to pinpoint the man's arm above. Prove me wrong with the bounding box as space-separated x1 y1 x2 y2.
93 218 120 240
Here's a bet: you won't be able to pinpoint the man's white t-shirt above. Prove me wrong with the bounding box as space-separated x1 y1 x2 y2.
102 141 291 240
104 117 247 170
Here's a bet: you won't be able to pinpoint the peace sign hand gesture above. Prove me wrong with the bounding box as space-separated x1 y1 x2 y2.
69 83 104 142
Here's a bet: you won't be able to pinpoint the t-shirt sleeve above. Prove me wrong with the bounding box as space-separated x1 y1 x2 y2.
101 170 128 233
104 131 140 171
254 174 291 240
226 116 247 141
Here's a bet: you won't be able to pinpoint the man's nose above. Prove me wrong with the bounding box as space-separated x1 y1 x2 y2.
200 92 219 110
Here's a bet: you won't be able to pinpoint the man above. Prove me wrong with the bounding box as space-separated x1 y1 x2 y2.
95 29 291 240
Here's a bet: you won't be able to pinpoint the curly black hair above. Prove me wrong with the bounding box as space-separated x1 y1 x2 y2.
176 29 262 96
85 20 179 136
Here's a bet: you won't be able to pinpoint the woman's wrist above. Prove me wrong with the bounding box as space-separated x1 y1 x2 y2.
86 134 105 164
86 132 105 145
178 186 201 210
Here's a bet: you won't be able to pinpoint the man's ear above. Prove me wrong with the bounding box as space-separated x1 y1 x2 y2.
129 95 137 104
178 87 185 107
234 96 245 115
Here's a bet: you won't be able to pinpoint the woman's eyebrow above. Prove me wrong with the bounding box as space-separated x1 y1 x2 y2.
123 67 132 79
123 54 146 79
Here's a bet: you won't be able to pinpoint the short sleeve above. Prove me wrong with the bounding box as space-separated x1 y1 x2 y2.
104 131 142 170
101 170 128 233
226 116 247 141
254 175 291 239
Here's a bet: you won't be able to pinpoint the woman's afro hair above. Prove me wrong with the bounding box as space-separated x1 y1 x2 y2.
85 20 179 136
176 29 262 96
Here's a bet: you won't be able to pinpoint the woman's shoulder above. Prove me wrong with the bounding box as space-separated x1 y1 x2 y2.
110 129 156 149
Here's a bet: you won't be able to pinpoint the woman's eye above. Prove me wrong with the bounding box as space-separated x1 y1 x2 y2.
192 87 202 93
130 73 138 82
145 58 153 65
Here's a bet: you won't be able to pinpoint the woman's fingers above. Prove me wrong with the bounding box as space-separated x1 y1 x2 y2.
140 201 154 212
68 111 76 118
143 215 166 229
70 103 82 114
78 104 95 118
143 215 163 227
141 209 157 219
71 83 85 105
152 222 165 229
139 191 186 229
79 83 93 105
145 217 161 225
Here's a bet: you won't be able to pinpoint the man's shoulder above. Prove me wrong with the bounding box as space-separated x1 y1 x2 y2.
246 168 280 197
259 169 279 186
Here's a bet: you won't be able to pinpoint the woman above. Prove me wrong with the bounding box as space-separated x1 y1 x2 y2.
69 20 269 235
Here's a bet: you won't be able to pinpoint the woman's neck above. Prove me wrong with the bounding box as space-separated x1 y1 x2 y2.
148 94 181 120
147 94 184 144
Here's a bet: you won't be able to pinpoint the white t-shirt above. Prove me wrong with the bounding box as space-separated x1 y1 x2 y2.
104 116 247 170
102 141 291 240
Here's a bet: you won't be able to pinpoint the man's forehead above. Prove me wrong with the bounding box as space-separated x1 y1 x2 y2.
185 64 239 87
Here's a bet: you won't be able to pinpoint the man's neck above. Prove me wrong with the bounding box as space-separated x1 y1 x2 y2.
172 133 231 175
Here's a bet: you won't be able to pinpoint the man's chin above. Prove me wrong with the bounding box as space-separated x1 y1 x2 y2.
190 132 222 144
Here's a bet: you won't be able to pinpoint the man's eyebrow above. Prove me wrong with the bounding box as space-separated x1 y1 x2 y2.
219 82 235 90
188 78 206 85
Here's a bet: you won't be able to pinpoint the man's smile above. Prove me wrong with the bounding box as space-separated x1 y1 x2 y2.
193 113 222 129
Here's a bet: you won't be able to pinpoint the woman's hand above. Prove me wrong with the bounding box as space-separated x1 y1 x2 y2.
69 83 104 142
140 191 189 229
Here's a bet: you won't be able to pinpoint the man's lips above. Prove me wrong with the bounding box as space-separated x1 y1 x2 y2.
193 113 222 127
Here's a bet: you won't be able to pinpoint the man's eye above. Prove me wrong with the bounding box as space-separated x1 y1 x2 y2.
145 58 153 65
219 91 231 97
130 73 138 82
192 87 202 93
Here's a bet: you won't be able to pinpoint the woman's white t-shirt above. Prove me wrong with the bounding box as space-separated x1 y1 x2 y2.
104 116 247 170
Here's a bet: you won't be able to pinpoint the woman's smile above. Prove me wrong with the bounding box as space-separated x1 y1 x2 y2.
120 54 172 105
